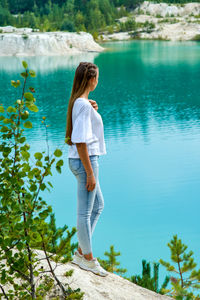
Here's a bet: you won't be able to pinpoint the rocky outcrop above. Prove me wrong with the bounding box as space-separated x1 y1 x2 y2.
135 1 200 17
100 1 200 42
139 21 200 41
0 27 105 56
2 249 173 300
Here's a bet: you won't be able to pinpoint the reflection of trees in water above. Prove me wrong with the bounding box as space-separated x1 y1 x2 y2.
0 53 100 73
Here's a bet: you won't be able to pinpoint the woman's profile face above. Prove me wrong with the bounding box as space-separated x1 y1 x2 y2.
90 68 99 91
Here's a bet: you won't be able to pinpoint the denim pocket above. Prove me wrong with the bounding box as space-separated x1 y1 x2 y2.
68 158 81 172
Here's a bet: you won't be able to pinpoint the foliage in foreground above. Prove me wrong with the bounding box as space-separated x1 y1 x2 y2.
159 234 200 299
129 259 170 294
0 60 83 299
101 237 200 300
97 245 127 276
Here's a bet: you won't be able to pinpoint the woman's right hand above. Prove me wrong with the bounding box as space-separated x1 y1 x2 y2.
86 173 96 191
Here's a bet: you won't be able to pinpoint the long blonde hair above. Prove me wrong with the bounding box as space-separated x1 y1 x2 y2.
65 62 98 146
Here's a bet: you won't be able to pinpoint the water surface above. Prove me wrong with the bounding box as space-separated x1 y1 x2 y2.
1 40 200 289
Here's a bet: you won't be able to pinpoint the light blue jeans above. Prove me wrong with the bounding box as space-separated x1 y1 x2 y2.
68 155 104 255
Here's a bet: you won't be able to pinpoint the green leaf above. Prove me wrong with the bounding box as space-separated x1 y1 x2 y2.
3 147 11 157
19 137 26 143
24 92 34 101
0 126 9 132
17 242 24 251
23 121 32 129
30 184 37 192
3 118 12 124
28 171 34 179
21 112 29 120
34 152 43 160
32 232 41 243
21 150 30 160
54 149 62 157
22 60 28 69
39 210 49 219
0 115 5 121
20 71 28 78
48 181 53 188
27 104 39 112
56 166 61 174
11 80 20 88
0 106 4 113
40 183 46 191
56 159 64 167
29 70 36 77
7 106 17 113
36 161 43 167
22 163 30 172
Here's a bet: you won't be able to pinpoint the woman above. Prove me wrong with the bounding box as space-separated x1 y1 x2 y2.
65 62 108 277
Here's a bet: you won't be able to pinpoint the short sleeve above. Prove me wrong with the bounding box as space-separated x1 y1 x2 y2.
71 103 94 144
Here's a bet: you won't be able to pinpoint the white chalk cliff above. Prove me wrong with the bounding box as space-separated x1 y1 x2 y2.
0 27 105 56
135 1 200 17
101 1 200 41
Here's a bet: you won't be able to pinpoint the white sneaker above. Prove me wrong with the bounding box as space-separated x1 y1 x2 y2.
71 250 83 266
79 256 108 277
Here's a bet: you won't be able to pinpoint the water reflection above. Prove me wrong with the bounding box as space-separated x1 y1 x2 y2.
0 52 100 73
1 40 200 143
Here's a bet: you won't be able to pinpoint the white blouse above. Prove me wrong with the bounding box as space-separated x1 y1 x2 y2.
67 97 107 158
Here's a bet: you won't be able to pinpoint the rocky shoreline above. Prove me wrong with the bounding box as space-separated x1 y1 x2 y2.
0 1 199 56
99 1 200 42
0 26 104 56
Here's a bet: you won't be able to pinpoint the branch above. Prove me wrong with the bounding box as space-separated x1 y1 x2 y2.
41 235 66 297
0 285 9 300
177 255 184 288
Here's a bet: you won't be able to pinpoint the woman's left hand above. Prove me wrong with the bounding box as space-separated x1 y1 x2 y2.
89 99 98 111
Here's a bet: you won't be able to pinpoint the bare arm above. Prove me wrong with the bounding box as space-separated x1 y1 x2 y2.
76 143 96 192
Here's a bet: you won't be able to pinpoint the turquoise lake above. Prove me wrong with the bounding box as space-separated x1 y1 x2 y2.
1 40 200 288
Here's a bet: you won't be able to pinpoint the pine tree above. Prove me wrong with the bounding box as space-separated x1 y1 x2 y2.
0 0 9 9
129 259 170 294
159 234 200 299
97 245 127 276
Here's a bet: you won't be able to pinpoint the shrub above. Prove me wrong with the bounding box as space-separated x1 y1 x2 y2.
61 19 75 32
0 60 84 299
22 33 29 39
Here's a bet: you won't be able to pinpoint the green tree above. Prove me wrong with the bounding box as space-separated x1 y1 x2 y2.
99 0 115 25
74 10 86 31
0 7 10 26
64 0 75 17
97 245 127 276
0 61 84 299
159 234 200 299
8 0 34 14
129 259 170 294
61 18 75 31
0 0 9 9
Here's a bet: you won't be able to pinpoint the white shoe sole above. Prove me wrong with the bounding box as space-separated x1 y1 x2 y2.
79 263 108 277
